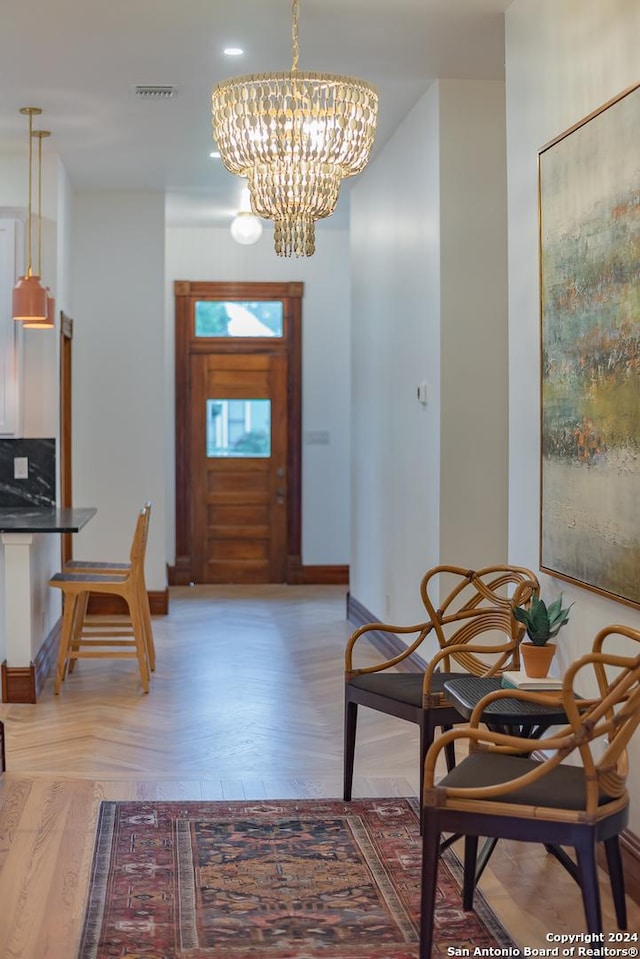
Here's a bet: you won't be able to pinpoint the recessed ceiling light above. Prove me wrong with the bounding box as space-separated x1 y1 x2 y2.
210 151 221 159
224 47 244 56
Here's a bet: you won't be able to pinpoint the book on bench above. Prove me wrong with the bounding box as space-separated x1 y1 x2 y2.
501 670 563 691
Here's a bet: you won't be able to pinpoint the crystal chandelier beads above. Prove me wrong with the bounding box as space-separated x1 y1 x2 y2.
211 1 378 257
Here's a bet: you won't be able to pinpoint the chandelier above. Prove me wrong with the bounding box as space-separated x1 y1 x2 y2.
211 0 378 257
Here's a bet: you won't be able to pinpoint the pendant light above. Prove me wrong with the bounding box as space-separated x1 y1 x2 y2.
12 107 48 323
230 184 263 246
23 128 55 330
212 0 378 258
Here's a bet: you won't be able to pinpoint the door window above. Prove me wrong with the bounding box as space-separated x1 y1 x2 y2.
206 398 271 458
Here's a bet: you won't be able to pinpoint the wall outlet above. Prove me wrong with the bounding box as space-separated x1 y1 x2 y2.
14 457 28 479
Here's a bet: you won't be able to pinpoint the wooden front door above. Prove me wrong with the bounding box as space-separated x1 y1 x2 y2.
173 281 303 585
190 351 288 583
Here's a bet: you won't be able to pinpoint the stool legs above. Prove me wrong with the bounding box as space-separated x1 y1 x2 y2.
54 588 151 694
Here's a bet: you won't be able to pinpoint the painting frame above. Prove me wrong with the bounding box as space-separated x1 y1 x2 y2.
538 82 640 609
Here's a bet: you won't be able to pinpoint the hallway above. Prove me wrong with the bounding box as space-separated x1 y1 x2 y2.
0 586 637 956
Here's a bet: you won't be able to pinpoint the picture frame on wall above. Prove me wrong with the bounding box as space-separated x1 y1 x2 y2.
538 82 640 609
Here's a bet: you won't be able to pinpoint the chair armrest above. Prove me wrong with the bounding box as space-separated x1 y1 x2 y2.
422 639 518 693
345 619 433 673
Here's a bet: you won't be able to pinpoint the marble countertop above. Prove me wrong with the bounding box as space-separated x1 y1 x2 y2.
0 507 97 533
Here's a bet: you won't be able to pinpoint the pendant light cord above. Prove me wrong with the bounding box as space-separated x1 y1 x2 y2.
19 106 43 279
26 110 34 277
36 131 42 276
33 130 50 277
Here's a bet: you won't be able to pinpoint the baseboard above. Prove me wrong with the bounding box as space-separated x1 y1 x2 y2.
1 617 62 703
288 564 349 585
596 828 640 905
167 559 191 586
620 829 640 904
168 561 348 586
346 592 426 671
2 661 36 703
1 617 60 703
87 588 169 616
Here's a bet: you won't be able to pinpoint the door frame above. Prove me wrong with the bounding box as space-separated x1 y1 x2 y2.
171 280 303 585
59 310 74 567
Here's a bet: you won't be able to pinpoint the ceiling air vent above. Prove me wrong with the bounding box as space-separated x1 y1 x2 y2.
134 85 176 99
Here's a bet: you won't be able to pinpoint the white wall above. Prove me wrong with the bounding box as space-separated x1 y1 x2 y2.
350 79 509 624
505 0 640 830
70 193 167 590
165 223 351 566
439 80 509 569
350 87 441 624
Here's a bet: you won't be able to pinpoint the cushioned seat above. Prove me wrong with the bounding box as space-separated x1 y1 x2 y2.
438 753 615 810
347 670 461 708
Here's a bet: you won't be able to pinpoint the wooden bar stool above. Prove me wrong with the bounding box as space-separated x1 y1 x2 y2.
49 506 153 693
63 502 155 671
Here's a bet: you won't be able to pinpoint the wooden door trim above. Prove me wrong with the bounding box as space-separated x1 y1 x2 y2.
59 311 74 567
171 281 303 585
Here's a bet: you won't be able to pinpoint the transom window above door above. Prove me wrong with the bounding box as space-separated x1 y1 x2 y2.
195 301 284 338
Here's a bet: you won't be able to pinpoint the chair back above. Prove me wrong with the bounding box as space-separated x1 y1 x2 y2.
420 564 539 675
129 503 152 572
558 625 640 814
435 624 640 818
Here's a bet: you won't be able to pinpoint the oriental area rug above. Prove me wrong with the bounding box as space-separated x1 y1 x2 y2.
78 798 515 959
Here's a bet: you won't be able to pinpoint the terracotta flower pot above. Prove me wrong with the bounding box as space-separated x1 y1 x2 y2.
520 641 556 678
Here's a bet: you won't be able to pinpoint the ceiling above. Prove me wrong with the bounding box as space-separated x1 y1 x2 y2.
0 0 512 229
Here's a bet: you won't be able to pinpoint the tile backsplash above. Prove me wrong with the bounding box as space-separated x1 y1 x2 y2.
0 438 56 507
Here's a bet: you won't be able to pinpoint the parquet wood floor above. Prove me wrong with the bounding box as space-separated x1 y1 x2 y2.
0 585 637 957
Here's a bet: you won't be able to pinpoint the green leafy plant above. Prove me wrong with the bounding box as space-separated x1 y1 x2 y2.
513 593 573 646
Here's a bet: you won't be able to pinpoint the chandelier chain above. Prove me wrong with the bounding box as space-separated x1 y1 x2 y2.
291 0 299 72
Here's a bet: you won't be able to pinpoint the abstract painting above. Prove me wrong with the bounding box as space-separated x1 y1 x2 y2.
539 83 640 607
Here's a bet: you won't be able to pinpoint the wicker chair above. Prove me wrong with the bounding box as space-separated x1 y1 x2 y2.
419 624 640 957
344 564 539 804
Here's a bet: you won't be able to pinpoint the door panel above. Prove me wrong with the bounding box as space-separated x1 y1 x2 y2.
191 352 288 583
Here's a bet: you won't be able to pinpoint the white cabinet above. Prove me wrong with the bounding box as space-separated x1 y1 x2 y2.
0 218 24 436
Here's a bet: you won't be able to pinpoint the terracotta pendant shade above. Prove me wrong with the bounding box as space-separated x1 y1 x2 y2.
12 107 54 329
23 289 55 330
12 272 48 323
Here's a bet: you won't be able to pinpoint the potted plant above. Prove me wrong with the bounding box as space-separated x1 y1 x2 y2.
513 593 573 677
